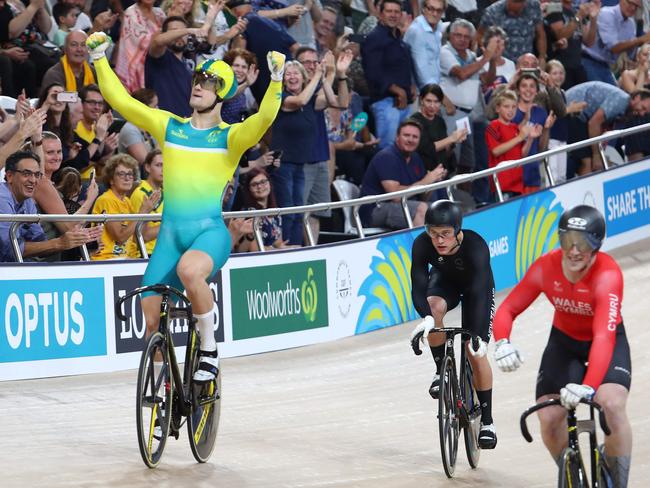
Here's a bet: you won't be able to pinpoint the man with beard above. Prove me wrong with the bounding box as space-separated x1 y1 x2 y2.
145 16 200 117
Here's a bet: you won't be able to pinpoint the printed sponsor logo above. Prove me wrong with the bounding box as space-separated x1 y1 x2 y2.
603 170 650 236
607 293 619 331
488 236 509 257
335 261 352 318
614 366 631 377
567 217 588 229
113 273 224 354
0 278 106 362
230 260 328 340
551 296 593 316
553 280 563 292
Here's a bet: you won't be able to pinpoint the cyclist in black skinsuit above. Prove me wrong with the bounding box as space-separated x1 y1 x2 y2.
410 200 497 449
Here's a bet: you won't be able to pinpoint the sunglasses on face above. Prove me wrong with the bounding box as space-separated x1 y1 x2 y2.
192 72 224 93
559 230 597 253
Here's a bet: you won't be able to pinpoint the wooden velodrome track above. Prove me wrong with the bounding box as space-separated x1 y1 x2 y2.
2 240 649 487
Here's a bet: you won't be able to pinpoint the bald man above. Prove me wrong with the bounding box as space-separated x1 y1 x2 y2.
42 30 97 92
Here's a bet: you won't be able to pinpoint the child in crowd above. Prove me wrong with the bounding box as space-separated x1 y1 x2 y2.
486 90 541 199
52 3 80 47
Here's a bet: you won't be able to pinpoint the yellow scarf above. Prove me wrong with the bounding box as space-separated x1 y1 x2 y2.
62 55 96 92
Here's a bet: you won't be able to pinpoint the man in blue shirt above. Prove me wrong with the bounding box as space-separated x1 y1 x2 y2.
404 0 446 89
581 0 649 85
360 120 446 229
0 151 101 262
361 0 416 149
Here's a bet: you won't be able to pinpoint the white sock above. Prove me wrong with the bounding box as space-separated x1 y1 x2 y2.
194 310 217 352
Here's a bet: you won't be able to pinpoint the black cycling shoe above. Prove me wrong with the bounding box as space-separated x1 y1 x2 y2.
428 374 440 399
478 423 497 449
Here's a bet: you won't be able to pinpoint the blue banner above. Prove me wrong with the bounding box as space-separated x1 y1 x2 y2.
603 170 650 236
0 278 106 363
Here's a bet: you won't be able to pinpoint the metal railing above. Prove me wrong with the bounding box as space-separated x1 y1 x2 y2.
2 121 649 262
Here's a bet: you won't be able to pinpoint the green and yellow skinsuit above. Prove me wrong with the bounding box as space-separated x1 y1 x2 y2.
94 56 281 289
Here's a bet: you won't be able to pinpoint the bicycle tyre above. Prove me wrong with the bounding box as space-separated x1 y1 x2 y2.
460 355 481 469
187 336 221 463
595 445 614 488
558 447 589 488
136 331 172 468
439 355 459 478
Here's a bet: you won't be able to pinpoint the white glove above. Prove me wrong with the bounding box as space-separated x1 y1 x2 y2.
267 51 286 82
86 32 112 61
493 338 523 372
468 337 488 358
560 383 595 410
409 315 435 355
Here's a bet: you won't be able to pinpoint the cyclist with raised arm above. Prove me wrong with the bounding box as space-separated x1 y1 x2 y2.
493 205 632 487
86 32 285 385
410 200 498 449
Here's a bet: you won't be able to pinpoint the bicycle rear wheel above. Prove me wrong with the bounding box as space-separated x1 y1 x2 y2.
558 447 589 488
460 355 481 469
186 337 221 463
136 331 172 468
439 355 459 478
595 445 614 488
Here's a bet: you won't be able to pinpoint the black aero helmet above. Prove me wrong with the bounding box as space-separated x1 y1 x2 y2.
424 200 463 235
558 205 606 251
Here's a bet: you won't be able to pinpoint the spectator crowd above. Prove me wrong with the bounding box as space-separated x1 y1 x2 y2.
2 0 650 262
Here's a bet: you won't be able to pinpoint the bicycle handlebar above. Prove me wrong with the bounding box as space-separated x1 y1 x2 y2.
411 327 481 356
115 284 191 321
520 398 611 442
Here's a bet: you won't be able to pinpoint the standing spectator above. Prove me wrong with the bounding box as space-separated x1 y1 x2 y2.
296 47 351 242
360 120 447 229
581 0 649 85
440 19 498 175
92 154 160 260
270 60 324 245
118 88 159 164
194 0 248 62
0 150 101 262
127 149 163 258
480 26 516 108
314 5 338 55
544 0 599 89
42 31 97 93
229 0 298 104
51 3 80 47
486 89 540 198
411 83 466 175
478 0 547 67
618 42 650 93
287 0 323 49
237 167 288 251
404 0 446 89
145 16 196 117
114 0 166 92
350 0 378 32
221 48 259 124
361 0 416 149
36 83 76 161
565 81 650 174
512 72 555 191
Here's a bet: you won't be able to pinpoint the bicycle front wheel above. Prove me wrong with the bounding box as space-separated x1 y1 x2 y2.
558 447 589 488
460 355 481 469
595 445 614 488
187 341 221 463
136 331 172 468
439 355 460 478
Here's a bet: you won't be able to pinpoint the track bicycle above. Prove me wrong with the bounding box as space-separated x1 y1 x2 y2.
521 398 613 487
116 284 221 468
412 327 483 478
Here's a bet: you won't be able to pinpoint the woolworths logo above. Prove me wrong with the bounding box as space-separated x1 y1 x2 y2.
231 261 328 340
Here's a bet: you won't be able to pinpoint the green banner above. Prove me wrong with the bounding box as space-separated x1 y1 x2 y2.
230 260 329 340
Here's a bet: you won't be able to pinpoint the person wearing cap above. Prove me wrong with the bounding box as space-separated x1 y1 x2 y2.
86 31 286 385
493 205 632 488
409 199 498 449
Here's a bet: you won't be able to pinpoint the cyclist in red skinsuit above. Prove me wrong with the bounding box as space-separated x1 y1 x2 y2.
493 205 632 488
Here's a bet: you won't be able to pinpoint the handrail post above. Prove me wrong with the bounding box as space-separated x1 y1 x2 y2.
598 142 610 170
9 221 23 263
543 157 555 187
253 216 265 252
134 222 148 259
80 244 91 261
303 211 316 246
352 206 366 238
446 185 454 200
492 174 504 203
401 196 414 228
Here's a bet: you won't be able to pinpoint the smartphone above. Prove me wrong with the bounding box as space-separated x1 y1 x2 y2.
521 68 541 78
272 150 284 160
89 168 96 181
545 2 563 14
348 34 366 44
57 91 79 103
107 118 127 134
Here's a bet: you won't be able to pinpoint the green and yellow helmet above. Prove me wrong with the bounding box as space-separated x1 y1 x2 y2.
194 59 238 100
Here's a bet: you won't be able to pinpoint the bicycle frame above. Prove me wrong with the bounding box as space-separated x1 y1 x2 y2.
520 398 611 487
